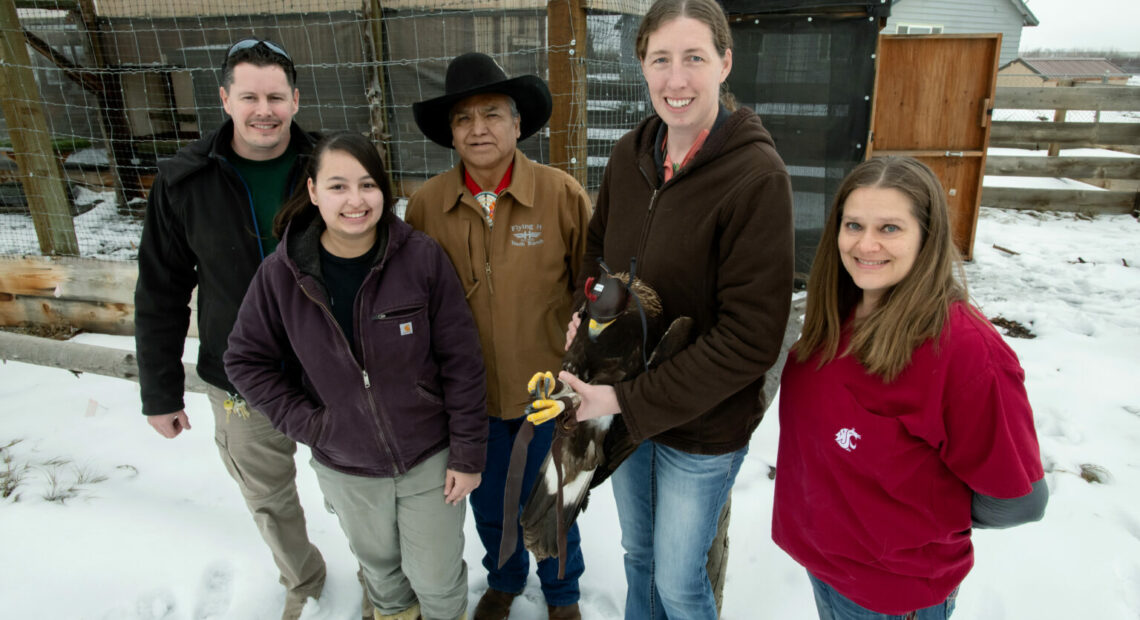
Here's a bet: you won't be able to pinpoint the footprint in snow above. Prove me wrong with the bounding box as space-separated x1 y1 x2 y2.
192 562 234 620
98 589 177 620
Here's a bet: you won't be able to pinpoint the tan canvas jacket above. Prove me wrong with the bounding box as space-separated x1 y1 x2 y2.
406 150 591 419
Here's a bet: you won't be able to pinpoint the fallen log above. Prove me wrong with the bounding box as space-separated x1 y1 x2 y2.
0 330 209 394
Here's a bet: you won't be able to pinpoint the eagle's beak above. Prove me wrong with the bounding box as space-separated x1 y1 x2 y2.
588 318 615 341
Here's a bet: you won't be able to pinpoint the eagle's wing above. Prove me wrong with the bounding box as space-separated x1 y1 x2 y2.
580 317 694 496
520 414 613 560
647 316 695 369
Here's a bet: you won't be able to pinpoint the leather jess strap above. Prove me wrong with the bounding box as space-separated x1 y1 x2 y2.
498 420 536 568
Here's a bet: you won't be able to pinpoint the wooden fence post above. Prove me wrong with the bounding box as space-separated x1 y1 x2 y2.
0 0 79 256
1047 79 1073 157
547 0 587 187
77 0 145 212
366 0 393 169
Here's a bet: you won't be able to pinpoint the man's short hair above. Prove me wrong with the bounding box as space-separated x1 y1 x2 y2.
448 95 520 125
221 40 297 90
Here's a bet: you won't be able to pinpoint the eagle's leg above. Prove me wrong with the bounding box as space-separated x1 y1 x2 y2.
520 372 594 560
524 371 581 426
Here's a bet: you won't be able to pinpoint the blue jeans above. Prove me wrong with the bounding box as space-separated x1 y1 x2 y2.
611 440 746 620
809 573 957 620
468 416 583 605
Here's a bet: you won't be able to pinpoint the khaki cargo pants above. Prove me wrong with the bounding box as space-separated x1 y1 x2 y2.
207 386 326 599
312 450 468 620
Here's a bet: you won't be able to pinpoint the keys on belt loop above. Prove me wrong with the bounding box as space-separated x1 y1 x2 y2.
223 392 251 421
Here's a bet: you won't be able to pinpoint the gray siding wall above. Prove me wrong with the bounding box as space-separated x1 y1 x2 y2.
887 0 1025 65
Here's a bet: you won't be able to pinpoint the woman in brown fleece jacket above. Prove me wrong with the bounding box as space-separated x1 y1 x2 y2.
552 0 794 617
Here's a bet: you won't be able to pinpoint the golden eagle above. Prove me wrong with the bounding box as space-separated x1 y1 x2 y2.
514 268 694 567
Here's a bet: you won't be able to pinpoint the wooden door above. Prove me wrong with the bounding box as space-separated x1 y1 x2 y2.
867 34 1002 259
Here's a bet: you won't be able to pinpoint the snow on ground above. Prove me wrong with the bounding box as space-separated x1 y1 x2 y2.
983 146 1138 191
0 188 139 259
993 108 1140 123
1 205 1138 619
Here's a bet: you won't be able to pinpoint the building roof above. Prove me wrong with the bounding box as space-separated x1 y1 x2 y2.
1014 57 1132 79
1008 0 1040 27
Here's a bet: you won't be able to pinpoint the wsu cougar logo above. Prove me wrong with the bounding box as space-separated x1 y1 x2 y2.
835 428 861 452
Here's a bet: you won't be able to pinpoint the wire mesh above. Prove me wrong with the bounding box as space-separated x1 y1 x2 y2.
0 0 654 260
1 0 887 268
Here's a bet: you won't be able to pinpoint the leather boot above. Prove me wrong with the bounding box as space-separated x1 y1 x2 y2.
374 602 421 620
547 603 581 620
473 588 518 620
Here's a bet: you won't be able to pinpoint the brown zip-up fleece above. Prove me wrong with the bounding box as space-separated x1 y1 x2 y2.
581 107 794 455
406 150 591 419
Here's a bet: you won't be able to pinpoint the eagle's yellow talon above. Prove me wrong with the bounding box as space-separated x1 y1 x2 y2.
527 371 556 399
526 399 564 425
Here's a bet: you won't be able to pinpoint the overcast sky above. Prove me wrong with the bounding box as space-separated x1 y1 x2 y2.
1019 0 1140 52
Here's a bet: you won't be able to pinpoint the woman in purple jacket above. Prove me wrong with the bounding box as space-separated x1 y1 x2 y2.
225 132 487 620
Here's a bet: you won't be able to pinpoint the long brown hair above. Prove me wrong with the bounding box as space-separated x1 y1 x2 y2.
794 156 967 381
635 0 737 111
273 132 395 239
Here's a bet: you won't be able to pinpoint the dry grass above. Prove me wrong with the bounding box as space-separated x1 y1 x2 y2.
1 440 118 504
1 439 28 500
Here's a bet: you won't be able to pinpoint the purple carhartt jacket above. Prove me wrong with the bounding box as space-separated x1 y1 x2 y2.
224 211 487 477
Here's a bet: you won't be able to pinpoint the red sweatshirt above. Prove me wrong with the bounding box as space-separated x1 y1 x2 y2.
773 302 1044 614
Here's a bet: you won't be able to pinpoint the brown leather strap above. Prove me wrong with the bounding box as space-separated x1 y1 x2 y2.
552 431 567 579
498 420 535 568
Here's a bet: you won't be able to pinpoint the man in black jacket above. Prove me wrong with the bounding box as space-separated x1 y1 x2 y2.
134 39 331 620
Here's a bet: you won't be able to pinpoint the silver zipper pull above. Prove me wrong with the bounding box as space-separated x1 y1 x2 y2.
362 370 371 389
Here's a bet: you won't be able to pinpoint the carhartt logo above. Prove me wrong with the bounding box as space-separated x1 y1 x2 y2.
835 428 861 452
400 322 413 336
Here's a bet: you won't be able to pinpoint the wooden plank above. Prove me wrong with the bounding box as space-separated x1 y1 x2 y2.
994 86 1140 111
872 150 985 158
0 294 135 335
985 156 1140 180
0 331 209 394
0 256 136 303
870 34 1001 260
0 0 79 256
547 0 588 187
871 35 999 152
916 156 986 260
94 0 554 16
0 256 200 336
980 187 1136 214
93 0 361 17
990 122 1140 148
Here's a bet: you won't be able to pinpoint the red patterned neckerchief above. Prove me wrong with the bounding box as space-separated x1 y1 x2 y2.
464 162 514 228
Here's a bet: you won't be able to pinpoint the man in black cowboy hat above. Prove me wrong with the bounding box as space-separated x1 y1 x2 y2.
406 52 591 620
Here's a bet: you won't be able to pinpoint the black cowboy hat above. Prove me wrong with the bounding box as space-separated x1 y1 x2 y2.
413 52 553 149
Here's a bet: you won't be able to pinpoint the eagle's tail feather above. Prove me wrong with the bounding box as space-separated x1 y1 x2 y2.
520 451 595 561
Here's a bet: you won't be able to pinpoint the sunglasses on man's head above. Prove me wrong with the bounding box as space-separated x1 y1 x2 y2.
226 38 292 62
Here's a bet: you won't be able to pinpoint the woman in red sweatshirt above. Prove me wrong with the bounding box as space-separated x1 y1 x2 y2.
772 156 1047 619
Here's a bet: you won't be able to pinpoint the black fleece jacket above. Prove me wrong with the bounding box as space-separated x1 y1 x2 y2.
134 121 318 415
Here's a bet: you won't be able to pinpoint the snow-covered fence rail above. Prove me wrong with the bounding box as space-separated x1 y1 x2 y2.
991 86 1138 117
984 85 1140 215
0 329 209 393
